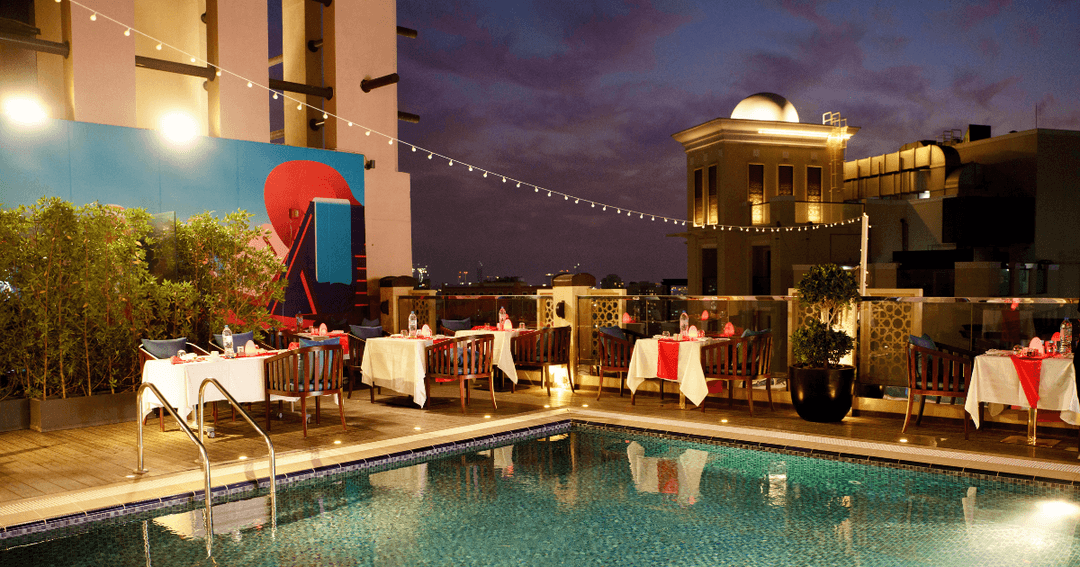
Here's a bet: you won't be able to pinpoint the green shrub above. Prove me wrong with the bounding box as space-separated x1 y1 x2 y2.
790 263 860 369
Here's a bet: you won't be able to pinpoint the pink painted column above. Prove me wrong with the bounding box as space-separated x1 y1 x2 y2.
208 0 269 142
64 0 136 126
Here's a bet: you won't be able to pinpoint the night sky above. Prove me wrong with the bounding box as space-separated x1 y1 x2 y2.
394 0 1080 287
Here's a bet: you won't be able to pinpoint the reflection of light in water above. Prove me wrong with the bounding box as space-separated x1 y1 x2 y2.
1037 500 1080 519
767 461 787 507
961 487 1080 561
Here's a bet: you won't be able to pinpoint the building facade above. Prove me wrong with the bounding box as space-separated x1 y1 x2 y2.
672 93 860 296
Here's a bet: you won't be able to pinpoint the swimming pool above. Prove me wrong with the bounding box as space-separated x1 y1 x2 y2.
3 424 1079 566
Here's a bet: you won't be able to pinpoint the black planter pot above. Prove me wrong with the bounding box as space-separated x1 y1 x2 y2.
788 365 856 422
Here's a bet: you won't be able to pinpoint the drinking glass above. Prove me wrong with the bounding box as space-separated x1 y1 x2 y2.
237 345 245 356
519 322 526 330
176 349 186 359
662 331 670 339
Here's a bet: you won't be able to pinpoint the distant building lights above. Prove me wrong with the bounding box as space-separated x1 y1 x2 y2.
757 128 850 140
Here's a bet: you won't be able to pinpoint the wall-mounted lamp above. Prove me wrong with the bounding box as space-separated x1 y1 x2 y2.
307 39 323 52
309 118 325 131
365 160 376 170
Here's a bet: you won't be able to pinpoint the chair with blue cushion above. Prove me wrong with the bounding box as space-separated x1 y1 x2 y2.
208 330 264 354
138 337 210 431
698 332 773 416
596 329 632 399
346 325 384 400
511 326 574 395
425 334 495 413
439 317 472 336
905 337 976 439
264 344 346 437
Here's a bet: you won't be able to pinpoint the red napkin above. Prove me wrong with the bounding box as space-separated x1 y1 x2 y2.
657 340 680 380
1009 354 1045 407
471 325 498 331
721 322 735 337
288 342 300 350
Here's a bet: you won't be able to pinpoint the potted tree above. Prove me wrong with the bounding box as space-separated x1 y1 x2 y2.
789 263 860 422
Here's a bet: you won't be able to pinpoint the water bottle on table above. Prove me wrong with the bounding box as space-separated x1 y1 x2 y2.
1061 318 1072 354
222 325 233 357
408 311 418 337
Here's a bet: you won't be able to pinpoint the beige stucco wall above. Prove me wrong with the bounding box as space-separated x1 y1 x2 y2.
65 0 136 127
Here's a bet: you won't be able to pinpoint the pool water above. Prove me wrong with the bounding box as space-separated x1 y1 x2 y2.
3 426 1080 566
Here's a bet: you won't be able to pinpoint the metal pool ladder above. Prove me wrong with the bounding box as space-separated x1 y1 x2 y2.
134 380 278 557
196 377 277 529
134 382 215 556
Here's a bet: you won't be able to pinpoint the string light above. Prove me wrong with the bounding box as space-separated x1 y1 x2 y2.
67 0 867 233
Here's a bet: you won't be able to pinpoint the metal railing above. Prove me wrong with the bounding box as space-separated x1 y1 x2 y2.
134 382 214 557
197 377 277 533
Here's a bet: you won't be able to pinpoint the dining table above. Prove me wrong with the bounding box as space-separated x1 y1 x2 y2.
964 350 1078 446
626 337 717 408
453 328 522 385
360 336 437 407
140 352 284 423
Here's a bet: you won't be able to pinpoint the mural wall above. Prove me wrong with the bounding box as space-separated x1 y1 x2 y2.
0 117 367 326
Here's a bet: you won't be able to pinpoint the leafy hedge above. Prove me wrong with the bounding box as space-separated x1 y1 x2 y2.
0 197 285 400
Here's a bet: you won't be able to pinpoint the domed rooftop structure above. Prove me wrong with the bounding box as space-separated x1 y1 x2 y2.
730 93 799 123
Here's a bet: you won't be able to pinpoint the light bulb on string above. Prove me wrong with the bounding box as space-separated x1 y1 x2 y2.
428 154 432 159
156 43 162 50
483 172 488 178
547 191 551 197
640 214 643 219
603 206 607 211
502 177 506 183
90 13 97 21
190 57 196 63
124 28 131 36
516 182 521 187
564 195 568 200
412 146 416 152
247 82 253 87
591 203 595 208
322 113 328 119
365 130 370 136
651 216 655 221
449 160 453 166
616 209 621 214
575 199 579 204
296 103 302 110
468 166 473 171
388 139 393 145
273 92 278 100
347 121 352 126
216 70 221 77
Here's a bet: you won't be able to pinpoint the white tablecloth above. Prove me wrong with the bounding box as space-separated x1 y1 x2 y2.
360 337 433 407
965 353 1078 428
626 338 711 406
454 329 520 384
141 355 273 421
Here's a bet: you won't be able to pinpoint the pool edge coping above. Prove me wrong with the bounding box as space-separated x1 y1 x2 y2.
3 407 1079 540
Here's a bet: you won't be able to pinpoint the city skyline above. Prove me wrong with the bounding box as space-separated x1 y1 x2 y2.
396 0 1080 287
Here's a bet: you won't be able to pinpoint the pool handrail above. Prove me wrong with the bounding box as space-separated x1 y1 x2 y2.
197 377 277 534
134 382 214 556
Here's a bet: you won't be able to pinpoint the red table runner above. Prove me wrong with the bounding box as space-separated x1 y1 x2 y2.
657 340 681 381
1009 354 1045 407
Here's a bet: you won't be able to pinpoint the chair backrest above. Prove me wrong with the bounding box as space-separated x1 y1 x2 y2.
297 344 344 393
264 345 343 395
597 331 632 370
264 350 300 394
427 335 493 379
346 333 366 367
906 343 972 395
701 333 772 379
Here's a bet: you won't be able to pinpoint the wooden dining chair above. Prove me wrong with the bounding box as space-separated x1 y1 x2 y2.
596 330 632 399
344 333 370 400
905 341 975 439
263 344 346 437
511 326 574 395
699 333 774 416
138 338 210 431
425 335 495 413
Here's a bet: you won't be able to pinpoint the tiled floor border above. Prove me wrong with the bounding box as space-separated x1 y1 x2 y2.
6 410 1080 544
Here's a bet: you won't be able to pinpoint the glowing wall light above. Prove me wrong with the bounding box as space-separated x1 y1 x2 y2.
159 111 197 144
2 96 48 125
